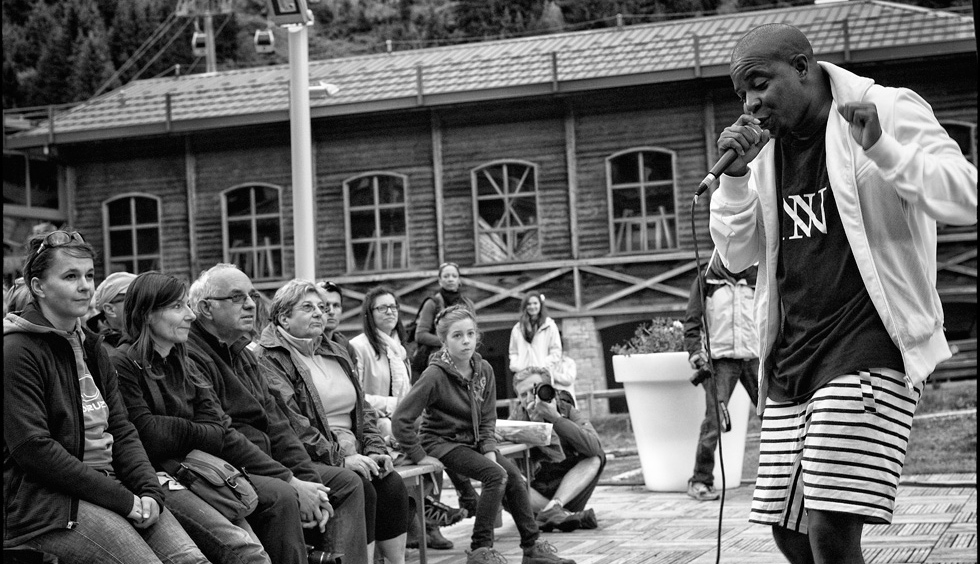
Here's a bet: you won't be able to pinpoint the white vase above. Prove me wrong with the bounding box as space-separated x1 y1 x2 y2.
613 351 751 492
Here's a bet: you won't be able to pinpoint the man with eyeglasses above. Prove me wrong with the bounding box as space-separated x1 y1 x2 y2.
186 264 335 564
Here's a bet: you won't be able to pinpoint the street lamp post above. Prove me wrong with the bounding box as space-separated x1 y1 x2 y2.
287 22 315 280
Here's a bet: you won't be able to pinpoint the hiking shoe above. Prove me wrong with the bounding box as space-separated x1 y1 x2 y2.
467 546 508 564
535 505 581 532
425 525 454 550
424 495 467 526
687 481 720 501
575 508 598 529
522 540 576 564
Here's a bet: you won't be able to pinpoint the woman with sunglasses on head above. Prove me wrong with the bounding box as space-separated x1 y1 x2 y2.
112 271 291 564
258 280 409 564
392 305 576 564
3 231 209 564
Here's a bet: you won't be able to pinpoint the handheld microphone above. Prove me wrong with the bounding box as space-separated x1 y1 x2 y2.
695 149 738 197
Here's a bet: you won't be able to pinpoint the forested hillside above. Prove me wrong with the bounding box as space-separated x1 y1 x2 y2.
2 0 970 109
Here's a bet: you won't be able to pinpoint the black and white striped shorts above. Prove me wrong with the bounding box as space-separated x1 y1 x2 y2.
749 369 922 533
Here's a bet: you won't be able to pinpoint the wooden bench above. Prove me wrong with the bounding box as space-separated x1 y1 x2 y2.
395 442 532 564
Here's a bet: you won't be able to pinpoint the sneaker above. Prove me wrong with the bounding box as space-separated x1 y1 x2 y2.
467 546 509 564
424 495 467 526
687 481 720 501
575 508 598 529
522 540 576 564
535 505 581 533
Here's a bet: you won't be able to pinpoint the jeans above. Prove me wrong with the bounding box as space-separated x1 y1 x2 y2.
245 474 307 564
441 447 539 551
166 487 270 564
691 357 760 486
26 500 209 564
309 462 367 564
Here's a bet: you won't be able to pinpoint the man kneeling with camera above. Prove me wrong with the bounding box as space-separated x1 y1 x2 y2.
511 367 605 532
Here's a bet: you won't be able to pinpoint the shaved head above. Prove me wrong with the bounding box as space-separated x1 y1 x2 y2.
732 23 814 66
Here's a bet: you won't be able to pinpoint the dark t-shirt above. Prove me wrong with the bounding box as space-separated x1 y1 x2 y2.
769 122 903 402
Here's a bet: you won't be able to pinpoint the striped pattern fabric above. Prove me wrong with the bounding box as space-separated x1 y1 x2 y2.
750 369 922 533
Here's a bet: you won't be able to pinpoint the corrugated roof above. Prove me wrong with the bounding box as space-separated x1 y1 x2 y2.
6 0 975 148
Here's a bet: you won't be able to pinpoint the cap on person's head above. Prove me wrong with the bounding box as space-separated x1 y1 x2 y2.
513 366 551 392
95 271 138 311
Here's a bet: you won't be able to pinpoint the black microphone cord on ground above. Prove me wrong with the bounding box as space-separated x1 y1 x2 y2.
690 194 725 564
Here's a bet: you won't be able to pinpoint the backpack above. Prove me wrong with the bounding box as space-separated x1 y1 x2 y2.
405 294 443 344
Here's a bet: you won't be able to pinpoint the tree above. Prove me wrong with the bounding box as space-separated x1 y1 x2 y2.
70 31 117 101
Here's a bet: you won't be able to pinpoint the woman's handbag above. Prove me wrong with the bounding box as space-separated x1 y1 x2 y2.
171 450 259 521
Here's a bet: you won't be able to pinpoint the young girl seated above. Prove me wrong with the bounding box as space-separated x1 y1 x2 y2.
391 305 576 564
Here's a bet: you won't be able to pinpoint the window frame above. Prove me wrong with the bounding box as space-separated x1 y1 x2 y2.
101 193 163 275
3 150 66 221
342 171 411 273
220 183 285 282
941 120 978 166
605 147 679 255
470 159 542 265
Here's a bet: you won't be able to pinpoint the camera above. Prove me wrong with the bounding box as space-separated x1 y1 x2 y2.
532 383 556 402
306 545 341 564
690 365 712 387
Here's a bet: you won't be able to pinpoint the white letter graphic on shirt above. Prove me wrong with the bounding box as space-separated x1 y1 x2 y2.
783 187 828 239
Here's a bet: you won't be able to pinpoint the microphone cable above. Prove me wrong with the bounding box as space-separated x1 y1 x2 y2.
691 191 726 564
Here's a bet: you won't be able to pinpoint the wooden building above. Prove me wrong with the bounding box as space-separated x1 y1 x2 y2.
4 1 976 412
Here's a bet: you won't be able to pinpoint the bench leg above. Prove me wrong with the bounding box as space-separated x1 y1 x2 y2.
415 479 427 564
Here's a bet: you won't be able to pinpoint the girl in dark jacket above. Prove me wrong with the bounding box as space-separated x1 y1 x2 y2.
112 272 306 564
391 305 576 564
3 230 208 564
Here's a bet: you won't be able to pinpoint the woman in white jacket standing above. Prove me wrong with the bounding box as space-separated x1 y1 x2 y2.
508 292 562 379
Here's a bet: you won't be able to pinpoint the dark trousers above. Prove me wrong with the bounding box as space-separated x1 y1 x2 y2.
248 473 307 564
360 471 409 543
691 357 759 486
310 462 367 564
441 447 539 551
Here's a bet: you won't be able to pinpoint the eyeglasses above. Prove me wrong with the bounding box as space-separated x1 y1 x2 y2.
294 303 326 314
34 231 85 259
206 290 261 305
373 304 399 314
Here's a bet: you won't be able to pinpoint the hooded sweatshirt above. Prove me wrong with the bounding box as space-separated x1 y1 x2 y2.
391 350 498 464
4 303 163 547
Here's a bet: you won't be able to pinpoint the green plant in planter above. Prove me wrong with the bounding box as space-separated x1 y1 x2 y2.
610 317 686 355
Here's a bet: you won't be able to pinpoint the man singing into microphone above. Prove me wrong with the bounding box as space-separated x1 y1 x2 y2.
709 24 976 564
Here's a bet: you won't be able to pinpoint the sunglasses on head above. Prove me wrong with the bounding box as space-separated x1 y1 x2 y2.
318 281 342 294
34 231 85 259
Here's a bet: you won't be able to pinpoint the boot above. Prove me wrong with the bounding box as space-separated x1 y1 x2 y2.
425 523 454 550
405 516 422 549
522 540 576 564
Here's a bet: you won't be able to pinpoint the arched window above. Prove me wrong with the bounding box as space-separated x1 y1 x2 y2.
607 148 678 253
222 184 284 281
102 194 162 274
472 160 540 263
942 121 978 165
343 173 408 272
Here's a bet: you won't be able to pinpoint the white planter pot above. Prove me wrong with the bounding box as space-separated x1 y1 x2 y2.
613 351 751 492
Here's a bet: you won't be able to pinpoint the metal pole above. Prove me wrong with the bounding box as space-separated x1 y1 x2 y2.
204 13 217 73
288 23 316 280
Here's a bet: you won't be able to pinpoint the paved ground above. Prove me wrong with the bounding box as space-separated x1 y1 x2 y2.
405 473 977 564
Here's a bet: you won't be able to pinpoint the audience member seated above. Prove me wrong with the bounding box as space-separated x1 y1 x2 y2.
4 231 207 564
255 278 410 564
87 271 137 347
392 305 576 564
511 367 604 532
113 271 303 564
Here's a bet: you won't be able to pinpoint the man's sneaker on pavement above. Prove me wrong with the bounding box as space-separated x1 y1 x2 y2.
687 481 720 501
522 540 576 564
467 546 508 564
535 505 581 532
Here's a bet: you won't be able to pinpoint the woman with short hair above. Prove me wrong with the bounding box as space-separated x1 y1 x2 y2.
256 279 409 564
3 230 208 564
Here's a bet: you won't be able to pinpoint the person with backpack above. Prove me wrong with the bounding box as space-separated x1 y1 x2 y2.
409 262 476 383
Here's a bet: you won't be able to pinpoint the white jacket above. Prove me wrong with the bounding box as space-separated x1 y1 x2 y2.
508 317 562 376
710 62 977 406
